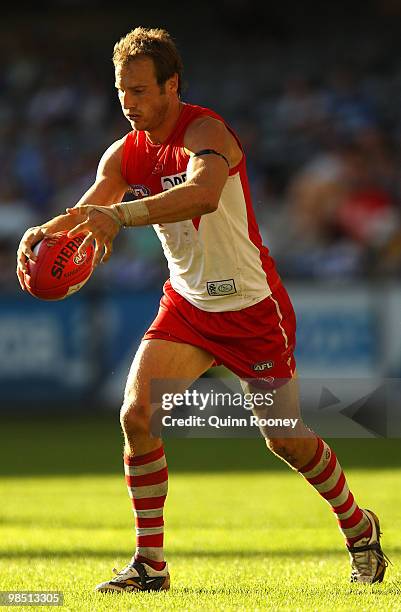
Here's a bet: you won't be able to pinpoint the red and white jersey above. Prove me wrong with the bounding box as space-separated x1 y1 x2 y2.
121 103 280 312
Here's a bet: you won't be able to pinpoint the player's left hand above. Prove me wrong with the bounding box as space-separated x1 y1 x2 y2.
66 205 120 267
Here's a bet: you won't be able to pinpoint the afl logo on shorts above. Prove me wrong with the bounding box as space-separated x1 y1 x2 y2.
129 185 151 199
252 360 274 371
207 279 237 296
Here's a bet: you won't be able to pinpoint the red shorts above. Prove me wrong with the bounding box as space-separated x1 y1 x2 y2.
143 279 296 382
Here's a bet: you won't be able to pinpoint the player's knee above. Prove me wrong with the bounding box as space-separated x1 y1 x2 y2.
265 437 301 465
120 401 151 438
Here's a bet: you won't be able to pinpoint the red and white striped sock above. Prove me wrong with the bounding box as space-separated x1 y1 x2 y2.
298 438 372 546
124 445 168 570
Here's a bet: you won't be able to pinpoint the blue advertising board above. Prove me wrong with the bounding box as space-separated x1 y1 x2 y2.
0 293 94 404
290 284 379 377
1 284 400 410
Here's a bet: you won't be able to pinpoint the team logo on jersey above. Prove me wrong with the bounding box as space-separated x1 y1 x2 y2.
129 184 151 198
161 172 187 191
252 360 274 372
206 279 237 296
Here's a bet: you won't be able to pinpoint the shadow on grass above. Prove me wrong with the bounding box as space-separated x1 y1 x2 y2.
0 547 400 559
177 583 401 596
1 415 401 476
0 517 115 529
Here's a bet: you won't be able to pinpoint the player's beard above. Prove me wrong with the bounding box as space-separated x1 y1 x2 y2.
126 92 171 136
145 95 170 133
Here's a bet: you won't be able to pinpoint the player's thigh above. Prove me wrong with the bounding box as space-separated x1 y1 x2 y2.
241 370 300 416
124 338 215 407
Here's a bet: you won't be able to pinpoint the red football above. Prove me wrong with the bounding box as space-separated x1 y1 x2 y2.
25 232 95 300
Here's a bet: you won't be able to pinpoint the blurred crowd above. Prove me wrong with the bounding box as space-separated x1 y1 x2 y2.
1 15 401 291
244 68 401 280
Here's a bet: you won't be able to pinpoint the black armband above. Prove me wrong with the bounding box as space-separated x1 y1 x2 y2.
193 149 230 168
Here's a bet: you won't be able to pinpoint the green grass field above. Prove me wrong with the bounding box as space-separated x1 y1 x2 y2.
0 415 400 611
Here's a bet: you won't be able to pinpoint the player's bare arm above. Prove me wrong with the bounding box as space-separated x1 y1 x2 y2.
129 114 243 223
16 139 128 289
67 116 241 259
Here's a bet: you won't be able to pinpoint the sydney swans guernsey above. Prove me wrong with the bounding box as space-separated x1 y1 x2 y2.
121 103 280 311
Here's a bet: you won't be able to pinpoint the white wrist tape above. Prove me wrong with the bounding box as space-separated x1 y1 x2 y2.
111 201 150 227
80 205 123 228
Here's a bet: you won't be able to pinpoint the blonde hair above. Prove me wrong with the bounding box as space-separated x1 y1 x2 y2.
113 27 183 95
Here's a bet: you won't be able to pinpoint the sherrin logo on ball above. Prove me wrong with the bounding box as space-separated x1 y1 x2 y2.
25 231 95 301
73 250 87 265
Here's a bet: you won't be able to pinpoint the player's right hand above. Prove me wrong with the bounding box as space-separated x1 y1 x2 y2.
16 225 46 291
